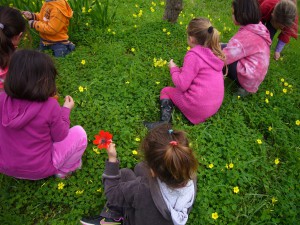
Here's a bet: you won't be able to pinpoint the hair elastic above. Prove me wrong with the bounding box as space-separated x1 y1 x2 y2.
0 23 4 30
169 141 178 146
208 26 213 33
168 129 173 134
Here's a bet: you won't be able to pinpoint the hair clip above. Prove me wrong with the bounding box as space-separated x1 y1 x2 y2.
208 26 213 34
169 141 178 146
0 23 4 30
168 129 173 134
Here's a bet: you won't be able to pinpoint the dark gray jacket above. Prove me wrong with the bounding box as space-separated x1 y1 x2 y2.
102 161 197 225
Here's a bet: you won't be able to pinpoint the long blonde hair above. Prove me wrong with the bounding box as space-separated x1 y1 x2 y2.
187 17 225 61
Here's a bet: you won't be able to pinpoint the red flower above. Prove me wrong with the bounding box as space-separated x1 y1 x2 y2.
93 130 113 149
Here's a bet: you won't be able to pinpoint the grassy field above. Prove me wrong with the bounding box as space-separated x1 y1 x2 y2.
0 0 299 224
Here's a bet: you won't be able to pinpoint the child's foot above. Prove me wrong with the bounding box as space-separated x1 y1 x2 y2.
80 215 123 225
54 172 73 179
235 87 250 97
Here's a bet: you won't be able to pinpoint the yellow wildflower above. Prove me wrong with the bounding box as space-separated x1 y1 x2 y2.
268 126 272 131
135 137 140 142
58 182 65 190
112 32 116 35
107 28 111 32
284 82 288 86
270 92 274 97
88 8 92 13
82 7 86 13
274 158 280 165
208 163 214 169
81 59 86 65
150 7 155 12
86 23 89 26
97 188 102 192
265 98 269 104
233 186 239 193
131 48 135 52
160 1 165 6
76 190 84 195
237 95 241 99
212 212 218 220
280 78 284 82
134 25 137 28
179 21 183 25
265 90 270 95
282 88 287 93
151 2 157 6
288 85 292 88
296 120 300 126
272 197 278 204
257 139 262 145
78 86 84 92
229 163 234 169
135 4 139 8
155 81 160 85
132 150 138 155
133 14 137 17
93 147 100 154
162 28 167 32
125 81 130 84
187 46 191 51
167 32 171 35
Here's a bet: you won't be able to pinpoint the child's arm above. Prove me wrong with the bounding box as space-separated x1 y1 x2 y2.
30 8 66 35
169 53 201 92
222 39 246 65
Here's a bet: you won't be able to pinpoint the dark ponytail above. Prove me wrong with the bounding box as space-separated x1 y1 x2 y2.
0 6 26 69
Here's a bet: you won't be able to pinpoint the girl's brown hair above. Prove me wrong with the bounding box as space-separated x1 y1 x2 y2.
187 17 225 61
272 0 297 28
141 123 198 188
5 50 57 101
0 6 26 69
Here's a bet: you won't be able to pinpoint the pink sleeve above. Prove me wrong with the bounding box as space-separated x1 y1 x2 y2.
170 53 200 92
50 105 71 142
223 38 245 65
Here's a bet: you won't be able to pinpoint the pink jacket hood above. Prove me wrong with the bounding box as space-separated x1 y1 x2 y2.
241 22 272 46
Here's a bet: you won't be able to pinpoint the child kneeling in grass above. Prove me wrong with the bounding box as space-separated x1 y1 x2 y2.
0 50 87 180
80 123 198 225
22 0 75 57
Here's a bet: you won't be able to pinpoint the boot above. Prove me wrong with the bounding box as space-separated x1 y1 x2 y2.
144 99 174 130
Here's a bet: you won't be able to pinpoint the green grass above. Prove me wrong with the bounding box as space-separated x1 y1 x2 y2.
0 0 299 224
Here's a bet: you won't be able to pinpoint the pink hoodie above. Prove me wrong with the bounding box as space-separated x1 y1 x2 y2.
223 22 272 93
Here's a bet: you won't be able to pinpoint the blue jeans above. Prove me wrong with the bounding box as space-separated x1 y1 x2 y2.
39 41 75 57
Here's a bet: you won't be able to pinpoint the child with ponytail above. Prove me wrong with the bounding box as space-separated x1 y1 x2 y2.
144 17 225 129
0 6 26 92
80 123 198 225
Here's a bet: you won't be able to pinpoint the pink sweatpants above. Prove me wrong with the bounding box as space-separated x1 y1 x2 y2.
52 125 87 175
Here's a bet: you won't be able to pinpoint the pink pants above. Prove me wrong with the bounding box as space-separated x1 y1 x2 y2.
52 125 87 175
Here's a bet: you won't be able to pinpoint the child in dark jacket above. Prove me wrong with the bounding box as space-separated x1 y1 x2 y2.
80 123 198 225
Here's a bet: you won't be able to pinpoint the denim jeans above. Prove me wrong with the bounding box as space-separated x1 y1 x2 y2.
39 41 75 57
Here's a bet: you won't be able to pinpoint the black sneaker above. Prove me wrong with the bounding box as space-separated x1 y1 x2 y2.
80 215 123 225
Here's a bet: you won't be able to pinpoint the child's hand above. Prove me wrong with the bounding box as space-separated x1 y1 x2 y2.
107 142 117 163
169 59 177 68
63 95 75 109
274 52 281 61
22 11 32 20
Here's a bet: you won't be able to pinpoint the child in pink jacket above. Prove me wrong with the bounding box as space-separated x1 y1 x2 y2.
223 0 272 96
145 18 225 129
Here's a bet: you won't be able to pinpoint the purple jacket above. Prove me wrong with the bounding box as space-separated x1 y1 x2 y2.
169 45 224 124
0 92 70 180
223 22 272 93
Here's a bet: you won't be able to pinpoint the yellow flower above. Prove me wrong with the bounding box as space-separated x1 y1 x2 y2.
270 92 274 97
272 197 278 204
265 90 270 95
131 48 135 52
58 182 65 190
81 59 86 65
233 186 239 193
107 28 111 32
132 150 138 155
135 4 139 8
288 85 292 88
112 31 116 35
225 164 229 169
257 139 262 145
296 120 300 126
280 78 284 82
9 3 13 7
282 88 287 93
150 7 155 12
237 95 241 99
151 2 156 6
179 21 183 25
78 86 84 92
189 142 193 147
88 8 92 13
155 81 160 85
229 163 234 169
86 23 89 26
133 13 137 17
284 82 288 86
268 126 272 131
93 147 100 154
135 137 140 142
76 190 84 195
134 25 137 28
125 81 130 84
274 158 280 165
160 1 165 6
187 46 191 51
208 163 214 169
162 28 167 32
97 188 102 192
265 98 269 104
82 7 86 13
167 32 171 35
212 212 218 220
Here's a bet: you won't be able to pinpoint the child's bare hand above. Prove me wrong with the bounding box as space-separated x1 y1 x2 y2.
63 95 75 109
169 59 177 68
22 11 32 20
107 142 117 162
274 52 280 61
